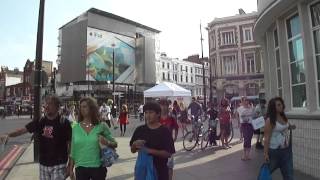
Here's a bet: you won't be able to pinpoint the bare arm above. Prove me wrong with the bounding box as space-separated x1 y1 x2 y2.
6 128 28 138
131 144 138 153
146 148 172 159
263 118 272 161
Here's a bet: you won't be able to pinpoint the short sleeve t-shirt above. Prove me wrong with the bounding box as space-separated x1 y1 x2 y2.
237 106 255 124
130 125 175 180
25 115 72 166
100 106 111 120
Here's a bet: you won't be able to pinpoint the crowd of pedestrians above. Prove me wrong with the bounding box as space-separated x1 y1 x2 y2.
0 93 296 180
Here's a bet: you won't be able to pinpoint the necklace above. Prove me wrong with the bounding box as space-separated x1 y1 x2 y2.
81 122 93 128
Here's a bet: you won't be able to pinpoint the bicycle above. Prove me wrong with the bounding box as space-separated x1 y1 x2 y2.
183 115 205 151
201 118 234 150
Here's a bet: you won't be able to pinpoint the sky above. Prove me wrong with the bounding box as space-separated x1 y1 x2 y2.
0 0 257 70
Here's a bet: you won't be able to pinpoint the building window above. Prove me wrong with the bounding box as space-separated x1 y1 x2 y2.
244 53 255 74
181 75 183 82
186 76 188 83
286 14 306 108
185 66 188 73
163 72 165 80
311 2 320 106
167 63 170 69
181 65 183 71
274 29 282 97
174 74 177 81
243 27 253 42
221 31 235 45
191 68 193 74
223 55 237 75
191 76 193 83
167 73 170 80
162 62 165 68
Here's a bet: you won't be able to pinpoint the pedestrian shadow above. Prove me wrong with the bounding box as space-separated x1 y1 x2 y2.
14 161 37 167
173 146 318 180
115 156 137 164
108 172 134 180
174 140 243 165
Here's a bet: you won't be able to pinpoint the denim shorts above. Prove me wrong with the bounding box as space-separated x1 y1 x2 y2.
167 156 174 169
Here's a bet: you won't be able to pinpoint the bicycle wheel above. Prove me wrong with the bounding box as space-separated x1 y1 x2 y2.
227 122 234 143
200 130 210 150
183 131 197 151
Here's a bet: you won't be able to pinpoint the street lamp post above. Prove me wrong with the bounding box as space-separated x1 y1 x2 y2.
111 43 115 104
33 0 45 162
200 23 206 110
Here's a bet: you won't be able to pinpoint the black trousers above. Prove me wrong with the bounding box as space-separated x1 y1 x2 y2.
75 166 106 180
120 124 127 133
105 120 111 128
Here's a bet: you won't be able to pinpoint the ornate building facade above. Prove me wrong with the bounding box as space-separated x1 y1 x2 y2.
207 11 265 100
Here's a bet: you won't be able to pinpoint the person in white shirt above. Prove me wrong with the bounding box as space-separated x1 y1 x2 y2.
68 104 76 123
100 103 112 128
138 104 144 122
236 96 255 161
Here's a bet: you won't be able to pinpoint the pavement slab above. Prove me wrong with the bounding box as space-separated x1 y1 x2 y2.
4 118 318 180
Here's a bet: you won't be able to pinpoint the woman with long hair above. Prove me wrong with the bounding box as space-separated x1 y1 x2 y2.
69 97 117 180
264 97 295 180
179 102 188 137
119 104 129 136
218 98 232 149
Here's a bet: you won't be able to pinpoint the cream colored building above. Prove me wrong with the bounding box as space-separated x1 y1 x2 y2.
207 11 265 100
254 0 320 178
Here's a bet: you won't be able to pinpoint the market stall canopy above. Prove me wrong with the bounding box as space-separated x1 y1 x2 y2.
144 82 191 97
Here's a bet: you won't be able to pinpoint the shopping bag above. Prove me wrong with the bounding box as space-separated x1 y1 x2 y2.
135 148 158 180
258 163 272 180
252 116 265 130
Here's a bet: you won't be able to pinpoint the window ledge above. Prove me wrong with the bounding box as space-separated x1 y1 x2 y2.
243 40 254 43
286 109 320 120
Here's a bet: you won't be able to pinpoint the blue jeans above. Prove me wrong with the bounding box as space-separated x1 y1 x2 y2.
268 147 293 180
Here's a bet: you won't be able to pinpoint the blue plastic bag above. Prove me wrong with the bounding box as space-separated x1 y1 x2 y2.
258 163 272 180
134 148 158 180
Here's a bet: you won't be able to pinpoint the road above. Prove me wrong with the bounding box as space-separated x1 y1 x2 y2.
0 116 32 180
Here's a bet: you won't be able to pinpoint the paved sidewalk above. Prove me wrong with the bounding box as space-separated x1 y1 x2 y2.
5 118 318 180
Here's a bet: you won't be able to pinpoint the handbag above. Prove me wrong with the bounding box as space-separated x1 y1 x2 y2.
100 145 119 167
257 163 272 180
99 127 119 167
135 148 158 180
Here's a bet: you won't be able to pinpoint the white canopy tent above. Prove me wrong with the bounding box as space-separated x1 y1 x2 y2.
144 82 191 98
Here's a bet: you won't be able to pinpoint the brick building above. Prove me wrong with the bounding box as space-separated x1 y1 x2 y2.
207 10 264 101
